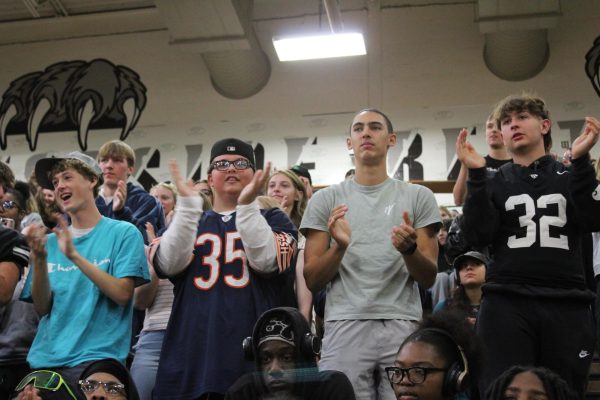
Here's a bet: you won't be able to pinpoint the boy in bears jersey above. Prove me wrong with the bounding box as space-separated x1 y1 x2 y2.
151 138 297 400
456 93 600 397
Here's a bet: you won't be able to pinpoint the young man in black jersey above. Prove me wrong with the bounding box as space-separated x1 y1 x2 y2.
456 94 600 397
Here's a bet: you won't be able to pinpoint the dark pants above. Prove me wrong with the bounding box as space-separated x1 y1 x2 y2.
199 394 224 400
0 363 30 400
595 279 600 353
477 291 594 398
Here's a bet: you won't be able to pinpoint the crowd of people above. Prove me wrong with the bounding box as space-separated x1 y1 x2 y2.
0 92 598 400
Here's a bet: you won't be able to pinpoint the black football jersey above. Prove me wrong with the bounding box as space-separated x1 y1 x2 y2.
463 155 600 293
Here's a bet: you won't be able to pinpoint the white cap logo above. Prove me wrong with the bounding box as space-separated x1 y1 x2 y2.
227 146 236 151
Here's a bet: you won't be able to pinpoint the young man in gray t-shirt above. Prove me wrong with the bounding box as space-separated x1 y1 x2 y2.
300 108 441 400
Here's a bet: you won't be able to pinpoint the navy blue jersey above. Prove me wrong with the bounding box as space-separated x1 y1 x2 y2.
153 207 297 400
463 154 600 296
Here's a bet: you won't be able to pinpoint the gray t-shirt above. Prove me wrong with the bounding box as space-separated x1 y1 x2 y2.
300 178 440 321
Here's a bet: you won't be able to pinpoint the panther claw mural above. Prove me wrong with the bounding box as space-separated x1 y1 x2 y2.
585 35 600 98
0 59 146 151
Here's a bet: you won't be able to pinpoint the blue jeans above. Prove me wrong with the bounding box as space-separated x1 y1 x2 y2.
130 330 165 400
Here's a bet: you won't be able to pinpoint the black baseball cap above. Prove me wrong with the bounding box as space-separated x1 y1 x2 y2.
210 138 255 166
453 251 488 271
290 165 312 185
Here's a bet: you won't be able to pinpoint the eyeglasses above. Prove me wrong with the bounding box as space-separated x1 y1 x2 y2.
210 158 253 172
15 370 78 399
2 200 19 209
79 379 126 396
200 189 212 196
385 366 447 384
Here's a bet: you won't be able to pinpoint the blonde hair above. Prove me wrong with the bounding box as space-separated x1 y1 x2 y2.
266 169 307 227
151 182 178 203
97 140 136 167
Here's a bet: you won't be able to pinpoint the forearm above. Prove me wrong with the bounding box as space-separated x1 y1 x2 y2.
403 247 438 289
401 225 440 289
304 242 346 292
295 251 313 322
71 252 134 306
155 196 203 276
463 167 497 246
236 201 277 273
31 258 52 316
452 163 468 206
134 264 159 310
569 154 600 231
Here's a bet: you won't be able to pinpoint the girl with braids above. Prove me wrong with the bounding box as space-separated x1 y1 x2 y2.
386 310 484 400
485 366 577 400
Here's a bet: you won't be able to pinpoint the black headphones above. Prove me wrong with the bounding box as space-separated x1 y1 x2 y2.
242 307 321 362
416 328 469 397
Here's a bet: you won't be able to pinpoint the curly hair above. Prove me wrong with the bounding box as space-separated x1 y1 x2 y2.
398 310 484 399
485 366 577 400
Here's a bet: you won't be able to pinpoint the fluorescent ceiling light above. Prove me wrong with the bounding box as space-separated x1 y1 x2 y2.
273 33 366 62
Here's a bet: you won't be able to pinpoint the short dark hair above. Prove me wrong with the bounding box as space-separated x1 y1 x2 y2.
485 366 577 400
351 108 394 134
492 93 552 151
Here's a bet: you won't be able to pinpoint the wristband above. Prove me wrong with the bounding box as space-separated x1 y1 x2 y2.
400 242 417 256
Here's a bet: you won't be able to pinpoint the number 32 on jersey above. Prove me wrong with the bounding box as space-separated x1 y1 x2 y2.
505 193 568 250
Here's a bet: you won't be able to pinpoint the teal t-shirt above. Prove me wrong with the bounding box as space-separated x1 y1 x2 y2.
22 217 148 368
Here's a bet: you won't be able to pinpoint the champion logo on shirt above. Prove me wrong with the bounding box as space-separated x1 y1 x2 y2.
222 215 232 222
529 174 538 179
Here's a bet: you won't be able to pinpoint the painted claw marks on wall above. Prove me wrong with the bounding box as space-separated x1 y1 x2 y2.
585 35 600 97
0 59 146 151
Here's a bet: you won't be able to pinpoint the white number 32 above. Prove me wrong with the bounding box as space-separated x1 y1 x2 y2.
505 193 568 249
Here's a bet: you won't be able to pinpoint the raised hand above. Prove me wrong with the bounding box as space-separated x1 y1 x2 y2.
280 195 293 215
391 212 418 254
456 128 486 169
571 117 600 159
238 162 272 205
145 222 157 242
53 215 77 260
16 385 43 400
168 159 197 198
25 223 48 263
112 180 128 212
328 204 351 249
